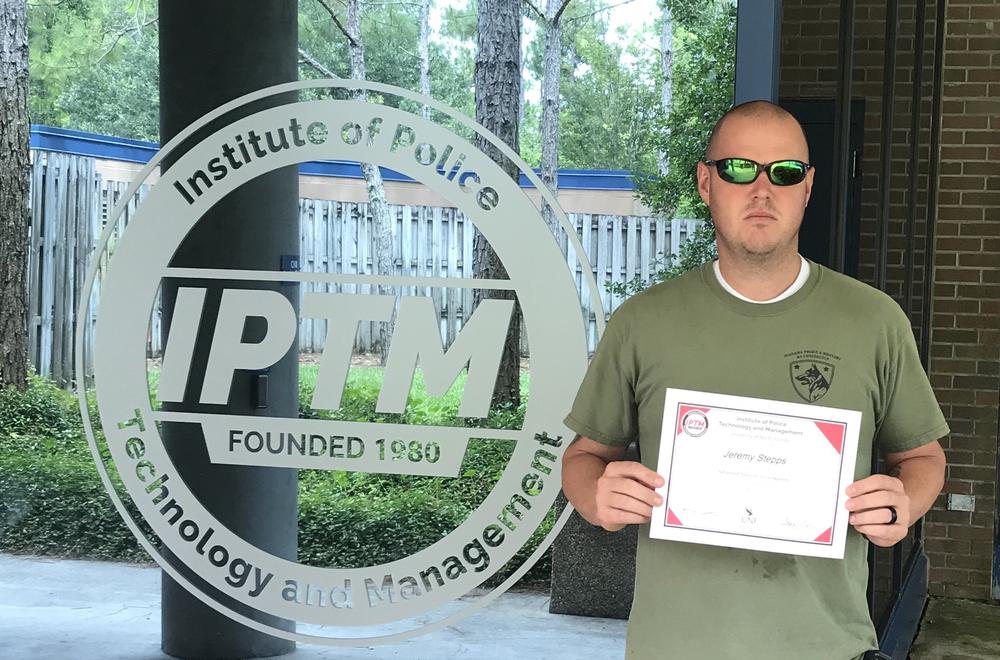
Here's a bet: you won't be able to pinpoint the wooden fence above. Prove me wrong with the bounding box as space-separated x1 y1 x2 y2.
26 151 701 384
290 200 701 357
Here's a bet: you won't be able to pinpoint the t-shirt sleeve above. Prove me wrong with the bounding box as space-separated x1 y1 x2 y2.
875 306 950 453
563 312 639 448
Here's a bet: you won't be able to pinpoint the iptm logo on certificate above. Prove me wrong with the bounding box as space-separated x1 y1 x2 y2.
651 388 861 559
680 409 709 437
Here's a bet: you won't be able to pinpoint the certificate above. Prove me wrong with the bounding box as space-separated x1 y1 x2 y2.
649 388 861 559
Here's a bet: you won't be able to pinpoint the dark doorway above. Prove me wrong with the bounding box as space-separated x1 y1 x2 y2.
780 98 865 277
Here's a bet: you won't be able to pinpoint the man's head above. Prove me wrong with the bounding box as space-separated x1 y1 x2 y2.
697 100 814 265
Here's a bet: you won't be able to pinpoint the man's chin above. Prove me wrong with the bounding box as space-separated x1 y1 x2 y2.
738 243 780 259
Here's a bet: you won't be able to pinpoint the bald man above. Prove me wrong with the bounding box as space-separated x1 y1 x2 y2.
561 100 948 660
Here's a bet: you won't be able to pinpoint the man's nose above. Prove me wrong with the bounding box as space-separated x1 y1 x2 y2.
749 172 775 199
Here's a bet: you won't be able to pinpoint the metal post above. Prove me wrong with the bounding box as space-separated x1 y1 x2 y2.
874 0 899 293
734 0 782 103
892 0 930 603
870 0 899 623
915 0 949 563
158 2 299 657
829 0 856 273
903 0 927 321
920 0 947 371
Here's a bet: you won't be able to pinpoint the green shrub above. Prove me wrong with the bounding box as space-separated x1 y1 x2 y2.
0 374 80 437
299 488 467 568
0 451 148 562
297 365 529 429
1 370 552 588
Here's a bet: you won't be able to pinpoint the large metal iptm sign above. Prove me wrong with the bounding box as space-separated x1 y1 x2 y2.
77 80 604 645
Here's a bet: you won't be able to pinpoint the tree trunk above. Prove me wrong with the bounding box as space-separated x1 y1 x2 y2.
419 0 431 121
474 0 522 410
347 0 395 365
658 2 673 177
0 0 30 390
540 0 567 255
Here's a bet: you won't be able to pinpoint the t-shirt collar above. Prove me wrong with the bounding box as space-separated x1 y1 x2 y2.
713 255 810 304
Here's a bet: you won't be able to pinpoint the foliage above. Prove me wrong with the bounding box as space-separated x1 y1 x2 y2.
28 0 159 140
605 220 718 297
28 0 475 141
55 28 159 141
0 450 149 561
606 1 734 297
0 376 147 560
522 0 661 172
637 1 736 222
0 373 79 437
299 487 467 568
0 370 550 586
297 0 475 121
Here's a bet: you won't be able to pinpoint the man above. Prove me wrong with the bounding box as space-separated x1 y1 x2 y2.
561 100 948 660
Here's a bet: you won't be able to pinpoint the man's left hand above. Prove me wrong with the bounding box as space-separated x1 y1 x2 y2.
845 475 910 547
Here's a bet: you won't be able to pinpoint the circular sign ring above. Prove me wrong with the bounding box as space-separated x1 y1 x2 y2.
77 79 607 645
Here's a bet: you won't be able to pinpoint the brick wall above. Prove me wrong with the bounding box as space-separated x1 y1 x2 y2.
780 0 1000 601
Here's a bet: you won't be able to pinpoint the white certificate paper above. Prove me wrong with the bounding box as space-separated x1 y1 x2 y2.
649 388 861 559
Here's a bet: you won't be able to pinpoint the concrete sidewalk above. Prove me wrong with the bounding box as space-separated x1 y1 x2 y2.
0 554 626 660
5 553 999 659
910 596 1000 660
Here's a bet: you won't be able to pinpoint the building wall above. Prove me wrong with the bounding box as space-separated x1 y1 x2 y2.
781 0 1000 600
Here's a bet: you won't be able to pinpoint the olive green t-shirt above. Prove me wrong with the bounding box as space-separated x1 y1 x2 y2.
564 260 949 660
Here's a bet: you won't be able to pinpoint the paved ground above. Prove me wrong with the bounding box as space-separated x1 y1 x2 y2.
3 553 999 659
910 597 1000 660
0 554 626 660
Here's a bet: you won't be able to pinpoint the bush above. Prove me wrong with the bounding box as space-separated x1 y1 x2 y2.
0 451 148 562
299 489 468 568
1 370 552 588
0 374 80 438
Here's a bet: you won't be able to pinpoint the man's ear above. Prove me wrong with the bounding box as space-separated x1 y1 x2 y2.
697 161 711 207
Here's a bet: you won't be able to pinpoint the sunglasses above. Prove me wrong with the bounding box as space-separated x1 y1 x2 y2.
704 158 812 186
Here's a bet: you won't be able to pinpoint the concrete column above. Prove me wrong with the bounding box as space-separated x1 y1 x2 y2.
735 0 782 104
158 2 299 657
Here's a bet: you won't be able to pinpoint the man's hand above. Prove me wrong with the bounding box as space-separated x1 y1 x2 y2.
594 461 665 532
845 474 911 547
562 436 666 532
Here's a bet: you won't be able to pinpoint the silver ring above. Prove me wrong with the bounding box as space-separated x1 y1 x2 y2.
887 506 898 525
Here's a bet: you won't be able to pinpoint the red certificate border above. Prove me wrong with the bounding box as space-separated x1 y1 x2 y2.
663 401 849 547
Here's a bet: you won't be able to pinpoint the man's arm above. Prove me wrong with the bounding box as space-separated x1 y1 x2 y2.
845 439 947 547
562 436 664 532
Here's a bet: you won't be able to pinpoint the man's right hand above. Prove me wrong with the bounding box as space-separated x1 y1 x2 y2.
594 460 665 531
562 435 666 531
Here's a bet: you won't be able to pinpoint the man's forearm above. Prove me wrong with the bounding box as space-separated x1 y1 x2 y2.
562 450 612 527
892 455 946 521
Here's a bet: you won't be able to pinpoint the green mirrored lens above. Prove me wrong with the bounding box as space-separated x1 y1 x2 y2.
768 161 807 185
721 159 758 183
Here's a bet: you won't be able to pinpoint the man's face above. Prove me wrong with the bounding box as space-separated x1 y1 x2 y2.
696 114 814 262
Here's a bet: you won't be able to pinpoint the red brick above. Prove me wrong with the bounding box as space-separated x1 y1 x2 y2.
940 175 987 190
959 222 1000 237
953 375 999 390
935 268 982 283
941 145 989 161
956 284 1000 298
942 583 990 599
946 524 993 541
943 480 974 494
946 554 992 570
